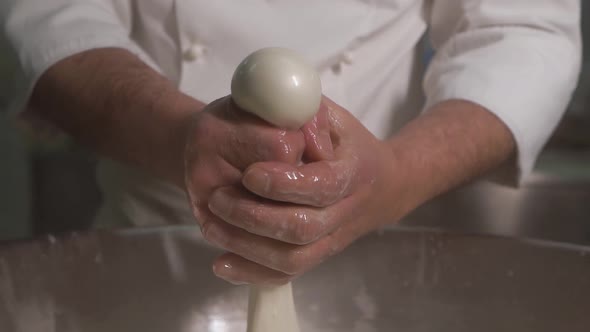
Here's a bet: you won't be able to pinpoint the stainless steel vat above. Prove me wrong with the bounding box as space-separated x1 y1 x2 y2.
0 227 588 332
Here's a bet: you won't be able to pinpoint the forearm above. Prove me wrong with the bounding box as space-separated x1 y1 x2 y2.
386 100 516 214
29 48 203 186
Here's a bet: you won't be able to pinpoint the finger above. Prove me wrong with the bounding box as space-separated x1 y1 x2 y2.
321 95 364 139
222 98 306 168
190 97 305 170
209 186 352 244
201 219 316 275
242 160 355 207
184 155 242 221
202 216 362 276
301 100 334 162
212 253 293 286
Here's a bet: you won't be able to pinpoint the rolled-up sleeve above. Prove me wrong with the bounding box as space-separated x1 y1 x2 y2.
0 0 159 115
424 0 582 185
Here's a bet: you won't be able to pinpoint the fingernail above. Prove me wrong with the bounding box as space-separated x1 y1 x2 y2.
212 263 248 285
208 190 233 219
203 223 228 247
243 168 271 194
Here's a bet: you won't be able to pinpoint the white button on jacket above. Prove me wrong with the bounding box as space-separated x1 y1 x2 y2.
0 0 582 227
183 42 206 62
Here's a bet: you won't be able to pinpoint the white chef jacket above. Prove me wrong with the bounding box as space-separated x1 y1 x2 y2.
0 0 582 227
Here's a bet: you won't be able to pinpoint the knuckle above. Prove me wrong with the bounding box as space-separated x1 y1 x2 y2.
323 166 348 200
203 222 233 250
291 210 328 245
291 217 319 245
267 134 303 163
267 140 293 162
200 222 216 245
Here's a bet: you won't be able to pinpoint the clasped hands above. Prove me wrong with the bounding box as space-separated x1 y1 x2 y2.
184 96 402 285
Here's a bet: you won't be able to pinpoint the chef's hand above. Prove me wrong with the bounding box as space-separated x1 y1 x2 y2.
184 96 332 239
205 97 406 285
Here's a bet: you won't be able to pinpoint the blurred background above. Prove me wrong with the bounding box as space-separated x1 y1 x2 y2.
1 5 589 245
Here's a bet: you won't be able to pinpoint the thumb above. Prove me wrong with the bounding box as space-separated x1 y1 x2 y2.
301 96 334 162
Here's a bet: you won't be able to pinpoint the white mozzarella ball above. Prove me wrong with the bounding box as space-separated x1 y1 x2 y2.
231 47 322 129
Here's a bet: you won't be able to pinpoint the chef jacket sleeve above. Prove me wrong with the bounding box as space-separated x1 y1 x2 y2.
424 0 582 185
0 0 160 115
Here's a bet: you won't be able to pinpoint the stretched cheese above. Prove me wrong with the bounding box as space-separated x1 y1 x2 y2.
246 284 300 332
231 47 322 332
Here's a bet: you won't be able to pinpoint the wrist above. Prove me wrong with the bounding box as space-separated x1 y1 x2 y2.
376 139 428 224
382 100 516 222
155 93 205 187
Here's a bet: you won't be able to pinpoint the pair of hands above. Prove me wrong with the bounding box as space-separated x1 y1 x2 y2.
184 96 404 285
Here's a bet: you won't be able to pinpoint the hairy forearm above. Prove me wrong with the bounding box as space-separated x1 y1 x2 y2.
29 48 203 186
386 100 516 214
